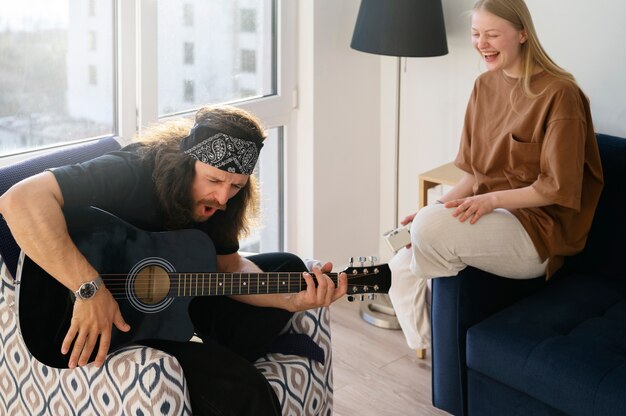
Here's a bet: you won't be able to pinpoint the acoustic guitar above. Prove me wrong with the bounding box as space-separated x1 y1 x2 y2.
15 206 391 368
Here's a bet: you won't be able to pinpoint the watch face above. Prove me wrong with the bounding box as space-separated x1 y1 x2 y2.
79 282 97 299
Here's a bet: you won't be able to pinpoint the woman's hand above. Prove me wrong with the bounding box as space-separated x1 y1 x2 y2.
398 212 417 249
400 212 417 226
446 193 497 224
446 186 553 224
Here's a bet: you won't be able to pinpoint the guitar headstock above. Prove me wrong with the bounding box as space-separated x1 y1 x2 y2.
341 257 391 301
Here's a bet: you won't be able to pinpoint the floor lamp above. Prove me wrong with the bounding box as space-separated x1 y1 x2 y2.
350 0 448 329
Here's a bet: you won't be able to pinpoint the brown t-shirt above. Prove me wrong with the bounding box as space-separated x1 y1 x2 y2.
455 70 603 277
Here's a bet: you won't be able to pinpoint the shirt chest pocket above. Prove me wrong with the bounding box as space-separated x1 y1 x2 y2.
504 133 542 187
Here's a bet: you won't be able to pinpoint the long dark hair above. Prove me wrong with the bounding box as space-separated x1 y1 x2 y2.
134 105 265 245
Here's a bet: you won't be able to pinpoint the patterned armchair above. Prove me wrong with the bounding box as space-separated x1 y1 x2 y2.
0 137 333 415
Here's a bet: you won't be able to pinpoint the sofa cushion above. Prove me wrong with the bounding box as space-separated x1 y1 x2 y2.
467 273 626 416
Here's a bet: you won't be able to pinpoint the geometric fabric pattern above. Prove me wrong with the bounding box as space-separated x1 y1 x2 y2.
257 307 334 416
0 256 192 415
0 255 333 415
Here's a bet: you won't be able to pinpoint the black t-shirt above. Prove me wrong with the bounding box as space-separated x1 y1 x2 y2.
50 146 239 255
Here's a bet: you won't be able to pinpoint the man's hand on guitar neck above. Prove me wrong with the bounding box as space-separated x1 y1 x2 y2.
62 287 130 369
227 257 348 312
286 262 348 312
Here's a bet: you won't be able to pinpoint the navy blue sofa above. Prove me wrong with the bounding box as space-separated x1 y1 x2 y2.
431 133 626 416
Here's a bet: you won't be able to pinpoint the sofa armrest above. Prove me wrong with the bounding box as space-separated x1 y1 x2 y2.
431 267 545 416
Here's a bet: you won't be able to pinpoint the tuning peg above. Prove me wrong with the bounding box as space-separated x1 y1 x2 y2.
348 257 354 267
367 294 376 301
347 295 355 302
359 295 365 301
369 255 378 265
358 256 366 266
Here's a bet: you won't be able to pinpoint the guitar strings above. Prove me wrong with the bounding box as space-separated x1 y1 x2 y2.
86 272 383 300
88 272 372 282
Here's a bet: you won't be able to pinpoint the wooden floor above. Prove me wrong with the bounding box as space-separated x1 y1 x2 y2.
329 297 450 416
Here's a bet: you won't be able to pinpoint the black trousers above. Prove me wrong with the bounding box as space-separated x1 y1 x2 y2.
140 252 304 416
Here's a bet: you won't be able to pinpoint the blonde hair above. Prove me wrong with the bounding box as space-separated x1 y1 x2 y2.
473 0 576 96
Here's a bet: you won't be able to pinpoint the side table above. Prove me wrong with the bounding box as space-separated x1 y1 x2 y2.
418 162 464 208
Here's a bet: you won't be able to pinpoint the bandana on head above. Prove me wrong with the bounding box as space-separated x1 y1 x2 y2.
180 124 263 175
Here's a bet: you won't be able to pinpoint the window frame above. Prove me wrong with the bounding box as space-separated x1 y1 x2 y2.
122 0 295 139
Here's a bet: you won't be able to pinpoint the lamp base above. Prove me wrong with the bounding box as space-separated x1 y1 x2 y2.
359 294 401 329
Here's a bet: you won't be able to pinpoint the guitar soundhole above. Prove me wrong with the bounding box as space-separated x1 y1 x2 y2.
134 266 171 305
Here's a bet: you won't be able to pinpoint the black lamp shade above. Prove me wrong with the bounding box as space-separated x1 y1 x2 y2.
351 0 448 57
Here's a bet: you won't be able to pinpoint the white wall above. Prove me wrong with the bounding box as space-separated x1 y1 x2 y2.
292 0 382 268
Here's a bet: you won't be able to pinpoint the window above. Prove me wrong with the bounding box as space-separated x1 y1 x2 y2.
88 31 97 51
88 0 96 17
238 88 257 99
88 65 98 85
0 0 114 157
183 4 194 27
183 42 194 65
183 80 195 102
240 9 257 33
157 0 274 116
240 49 256 73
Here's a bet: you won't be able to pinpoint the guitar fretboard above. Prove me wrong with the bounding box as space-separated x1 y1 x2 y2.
171 272 340 297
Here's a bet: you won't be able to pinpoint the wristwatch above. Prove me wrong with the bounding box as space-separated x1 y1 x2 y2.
74 276 104 301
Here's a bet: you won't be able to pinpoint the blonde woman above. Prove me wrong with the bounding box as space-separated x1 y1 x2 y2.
388 0 603 353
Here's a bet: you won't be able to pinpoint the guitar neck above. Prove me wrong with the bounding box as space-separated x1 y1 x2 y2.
171 272 338 297
110 272 338 297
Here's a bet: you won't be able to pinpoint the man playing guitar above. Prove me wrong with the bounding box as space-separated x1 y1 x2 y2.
0 105 348 415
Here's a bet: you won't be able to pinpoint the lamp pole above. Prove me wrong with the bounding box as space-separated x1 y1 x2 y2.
394 57 402 227
351 0 449 329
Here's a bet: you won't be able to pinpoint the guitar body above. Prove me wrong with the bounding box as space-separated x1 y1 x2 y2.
17 206 216 368
16 207 393 368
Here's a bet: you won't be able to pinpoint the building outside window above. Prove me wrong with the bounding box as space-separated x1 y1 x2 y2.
88 0 96 17
240 49 256 73
183 79 195 102
158 0 274 115
0 0 114 158
183 42 194 65
183 3 194 27
88 65 97 85
240 9 257 33
88 31 97 51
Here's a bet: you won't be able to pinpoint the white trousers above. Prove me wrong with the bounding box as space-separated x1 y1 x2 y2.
387 204 547 350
